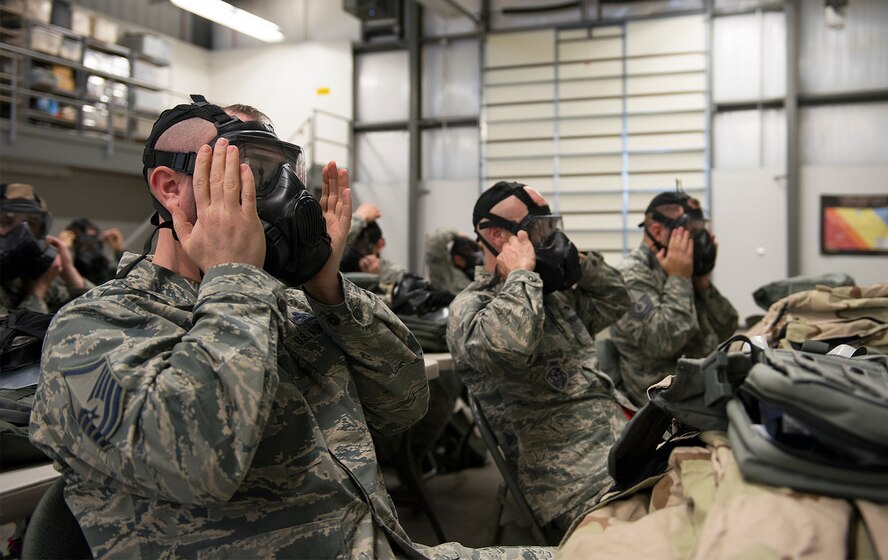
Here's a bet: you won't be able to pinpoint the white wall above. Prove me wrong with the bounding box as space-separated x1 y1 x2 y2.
167 39 212 103
207 42 354 169
799 166 888 286
712 169 788 323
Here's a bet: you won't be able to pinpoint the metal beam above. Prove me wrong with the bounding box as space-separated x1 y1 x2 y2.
785 0 800 276
0 124 142 176
406 1 422 272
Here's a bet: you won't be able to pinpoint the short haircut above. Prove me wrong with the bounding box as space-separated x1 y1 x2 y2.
224 104 272 125
451 236 479 260
356 221 383 245
66 218 100 235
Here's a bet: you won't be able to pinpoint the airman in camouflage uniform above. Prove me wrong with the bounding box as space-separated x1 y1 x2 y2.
0 183 92 314
425 229 480 296
29 103 553 559
0 274 91 314
609 192 738 406
345 214 405 286
447 182 632 531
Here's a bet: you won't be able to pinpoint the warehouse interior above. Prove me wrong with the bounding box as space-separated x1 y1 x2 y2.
1 0 887 556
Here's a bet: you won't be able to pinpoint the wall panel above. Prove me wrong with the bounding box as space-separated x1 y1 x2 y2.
482 16 708 254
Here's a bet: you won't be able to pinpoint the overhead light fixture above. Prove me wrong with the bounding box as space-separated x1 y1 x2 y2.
170 0 285 43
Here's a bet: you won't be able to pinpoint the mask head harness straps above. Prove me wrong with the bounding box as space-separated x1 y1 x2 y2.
119 94 241 279
473 181 550 257
639 188 691 254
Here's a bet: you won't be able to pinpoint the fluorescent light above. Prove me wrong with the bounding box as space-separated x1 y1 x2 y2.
170 0 285 43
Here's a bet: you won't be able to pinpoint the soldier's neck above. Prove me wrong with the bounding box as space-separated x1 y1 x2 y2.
152 230 202 283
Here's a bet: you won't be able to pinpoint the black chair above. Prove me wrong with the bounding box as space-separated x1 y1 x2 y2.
595 338 622 387
21 477 92 560
467 394 557 547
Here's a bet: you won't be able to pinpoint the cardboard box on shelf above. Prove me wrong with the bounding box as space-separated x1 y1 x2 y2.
57 35 81 61
90 14 118 44
81 103 101 127
132 60 169 86
107 81 128 106
51 64 74 91
70 6 90 35
29 25 62 56
83 48 130 78
85 74 105 99
119 32 171 66
28 66 56 89
133 117 154 140
133 88 167 114
25 0 51 23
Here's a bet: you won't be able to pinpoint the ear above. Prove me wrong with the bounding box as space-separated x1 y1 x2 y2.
452 254 466 268
648 220 667 238
377 238 386 252
486 227 509 252
149 167 183 216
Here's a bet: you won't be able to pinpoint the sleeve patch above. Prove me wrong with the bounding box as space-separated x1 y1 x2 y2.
628 292 653 319
62 355 126 447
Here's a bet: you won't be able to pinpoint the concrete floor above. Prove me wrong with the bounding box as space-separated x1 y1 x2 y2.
384 457 543 550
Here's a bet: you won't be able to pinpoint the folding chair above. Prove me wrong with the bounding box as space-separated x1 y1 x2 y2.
22 477 92 560
595 338 622 387
467 394 555 547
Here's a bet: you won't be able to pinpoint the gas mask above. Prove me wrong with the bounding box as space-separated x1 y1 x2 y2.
73 232 110 284
0 194 57 281
475 183 581 294
450 237 483 281
139 95 331 286
643 202 717 277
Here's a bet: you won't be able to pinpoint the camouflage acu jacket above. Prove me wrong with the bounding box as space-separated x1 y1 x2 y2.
425 229 471 296
0 275 92 314
610 244 738 406
29 254 434 559
446 252 632 527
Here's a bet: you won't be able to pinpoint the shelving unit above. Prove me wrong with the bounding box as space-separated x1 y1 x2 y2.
0 2 170 147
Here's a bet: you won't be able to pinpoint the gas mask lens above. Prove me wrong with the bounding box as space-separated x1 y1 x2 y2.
214 134 307 193
522 215 563 247
685 217 707 235
1 211 49 238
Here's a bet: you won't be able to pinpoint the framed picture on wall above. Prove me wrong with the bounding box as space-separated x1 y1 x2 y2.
820 195 888 255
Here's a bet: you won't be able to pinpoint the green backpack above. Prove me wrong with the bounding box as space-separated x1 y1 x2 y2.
608 335 888 501
1 308 54 469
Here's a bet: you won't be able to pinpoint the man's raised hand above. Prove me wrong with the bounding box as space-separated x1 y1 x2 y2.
170 138 265 273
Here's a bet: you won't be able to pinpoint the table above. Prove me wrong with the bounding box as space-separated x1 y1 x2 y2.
423 356 439 380
424 352 452 373
0 462 60 523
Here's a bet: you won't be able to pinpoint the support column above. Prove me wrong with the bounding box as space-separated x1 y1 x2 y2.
406 1 421 272
785 0 800 276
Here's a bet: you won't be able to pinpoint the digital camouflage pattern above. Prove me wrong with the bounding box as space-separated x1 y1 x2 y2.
425 229 471 296
30 253 553 559
0 275 92 314
610 244 738 407
557 431 888 560
348 214 405 286
447 251 632 528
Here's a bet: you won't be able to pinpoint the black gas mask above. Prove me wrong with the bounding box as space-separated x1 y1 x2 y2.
138 95 331 286
474 182 581 294
72 232 110 284
450 237 483 281
0 189 57 281
641 192 717 277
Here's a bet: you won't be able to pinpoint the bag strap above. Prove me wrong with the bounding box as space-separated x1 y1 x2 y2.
703 334 761 407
